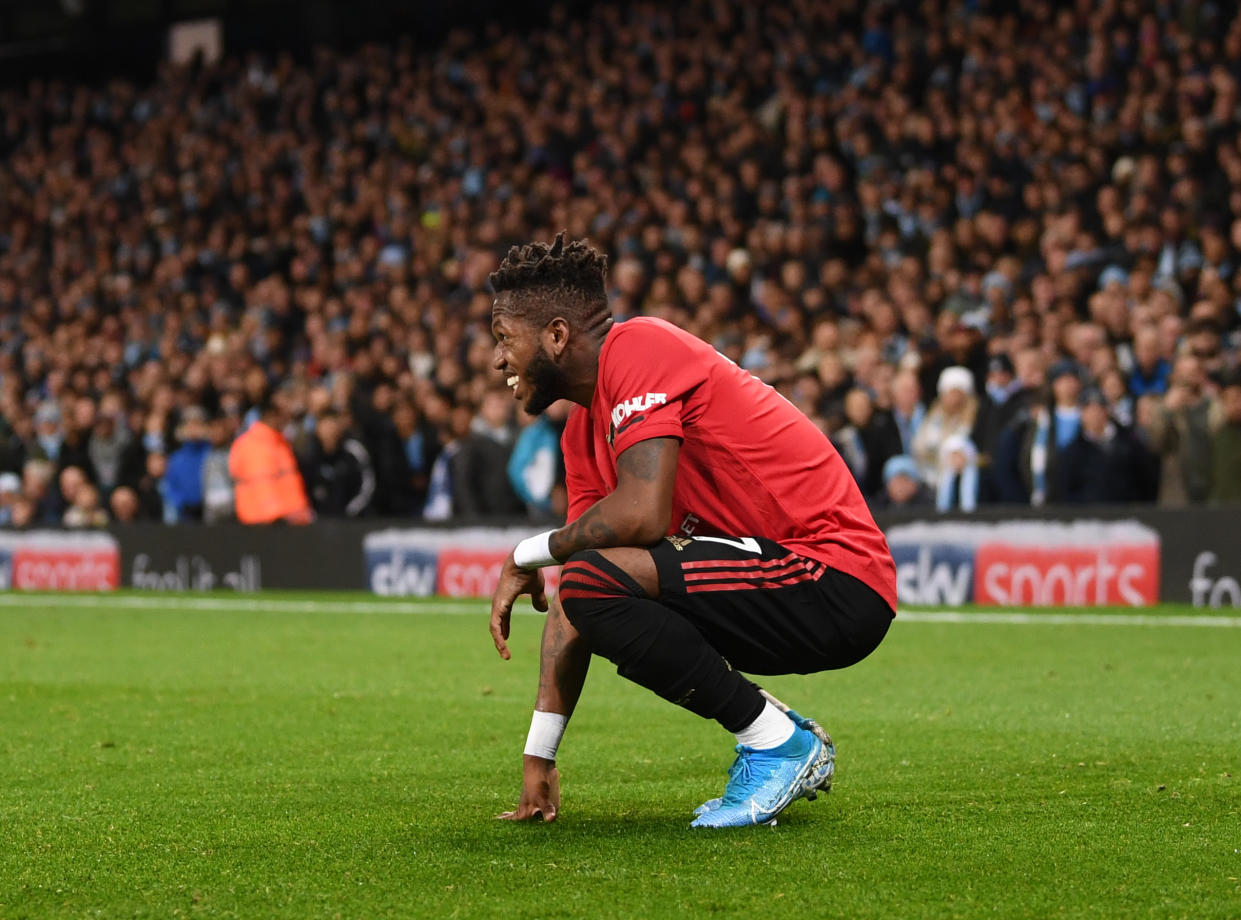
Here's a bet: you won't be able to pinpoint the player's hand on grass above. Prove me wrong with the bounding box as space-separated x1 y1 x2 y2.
489 552 549 659
497 755 561 822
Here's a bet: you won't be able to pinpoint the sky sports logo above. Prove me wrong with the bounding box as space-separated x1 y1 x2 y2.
888 520 1160 608
363 528 561 599
365 544 438 596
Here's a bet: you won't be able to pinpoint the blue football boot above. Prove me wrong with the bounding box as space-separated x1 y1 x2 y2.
694 693 835 818
690 723 833 828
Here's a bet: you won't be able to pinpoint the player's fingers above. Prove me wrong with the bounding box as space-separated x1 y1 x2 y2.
492 593 513 639
495 805 545 822
532 576 548 613
489 606 511 659
492 633 510 659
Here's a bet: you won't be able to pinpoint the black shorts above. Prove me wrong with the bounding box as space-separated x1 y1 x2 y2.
649 534 893 676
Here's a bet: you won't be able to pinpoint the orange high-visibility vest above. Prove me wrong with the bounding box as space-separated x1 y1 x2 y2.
228 420 310 524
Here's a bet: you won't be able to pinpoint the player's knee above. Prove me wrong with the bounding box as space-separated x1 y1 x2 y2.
558 550 646 626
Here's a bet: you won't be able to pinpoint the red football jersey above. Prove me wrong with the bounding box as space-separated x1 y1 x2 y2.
562 317 897 613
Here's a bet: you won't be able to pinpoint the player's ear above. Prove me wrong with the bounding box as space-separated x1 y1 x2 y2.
545 317 571 358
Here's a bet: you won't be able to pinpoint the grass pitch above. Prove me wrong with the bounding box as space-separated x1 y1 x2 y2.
1 594 1239 920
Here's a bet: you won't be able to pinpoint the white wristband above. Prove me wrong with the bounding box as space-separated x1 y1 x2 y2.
523 710 568 761
513 530 558 569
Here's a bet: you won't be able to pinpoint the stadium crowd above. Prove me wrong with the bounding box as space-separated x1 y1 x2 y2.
2 0 1241 529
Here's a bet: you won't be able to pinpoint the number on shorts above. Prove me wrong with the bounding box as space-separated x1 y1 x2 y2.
691 536 762 554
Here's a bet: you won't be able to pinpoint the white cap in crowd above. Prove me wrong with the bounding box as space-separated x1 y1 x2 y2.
937 366 975 396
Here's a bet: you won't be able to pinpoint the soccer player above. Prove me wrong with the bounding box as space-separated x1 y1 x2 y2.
488 234 896 828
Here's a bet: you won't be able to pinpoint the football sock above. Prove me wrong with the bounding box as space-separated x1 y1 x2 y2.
559 551 765 732
733 700 796 750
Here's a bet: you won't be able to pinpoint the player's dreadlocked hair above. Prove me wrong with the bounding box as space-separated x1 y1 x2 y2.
489 232 611 336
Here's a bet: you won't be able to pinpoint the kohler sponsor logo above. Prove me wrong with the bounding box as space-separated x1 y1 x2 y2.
131 553 262 592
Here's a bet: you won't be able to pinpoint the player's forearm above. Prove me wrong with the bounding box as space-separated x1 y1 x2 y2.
547 438 676 560
533 600 591 717
548 490 665 560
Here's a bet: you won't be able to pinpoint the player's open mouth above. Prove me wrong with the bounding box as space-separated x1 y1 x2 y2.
507 373 523 400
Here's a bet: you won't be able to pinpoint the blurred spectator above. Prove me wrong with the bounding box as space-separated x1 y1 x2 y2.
391 398 439 511
1144 356 1215 506
1210 371 1241 503
229 396 313 525
0 414 25 476
913 367 977 487
134 453 168 522
64 482 108 529
31 404 63 465
1099 368 1135 427
202 415 237 524
8 497 36 529
22 459 60 524
508 401 570 520
993 398 1056 507
935 435 979 513
1128 328 1172 398
971 354 1022 463
834 388 902 500
58 398 100 485
1059 390 1158 504
0 472 21 526
872 455 933 511
1049 361 1084 451
888 370 925 457
164 407 211 522
971 352 1031 501
1185 319 1228 383
359 386 418 516
451 390 524 518
301 411 376 517
110 486 143 524
424 404 473 522
88 397 132 496
57 467 89 522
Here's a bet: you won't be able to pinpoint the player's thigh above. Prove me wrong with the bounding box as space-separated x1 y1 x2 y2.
648 534 889 675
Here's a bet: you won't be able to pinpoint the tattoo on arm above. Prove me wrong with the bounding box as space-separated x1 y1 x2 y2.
548 438 677 560
615 439 664 482
548 503 619 560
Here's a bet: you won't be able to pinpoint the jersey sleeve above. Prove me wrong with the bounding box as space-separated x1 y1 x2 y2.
562 408 608 524
600 322 705 456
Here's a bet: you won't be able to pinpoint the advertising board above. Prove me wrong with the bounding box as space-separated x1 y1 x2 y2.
0 531 120 591
886 520 1161 608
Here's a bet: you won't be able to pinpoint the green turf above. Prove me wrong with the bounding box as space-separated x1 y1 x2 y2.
1 595 1238 919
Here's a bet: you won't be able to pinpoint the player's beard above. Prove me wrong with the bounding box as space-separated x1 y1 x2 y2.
523 344 570 416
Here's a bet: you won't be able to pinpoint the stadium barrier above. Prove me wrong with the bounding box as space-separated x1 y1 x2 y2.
1 509 1236 608
113 521 363 592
